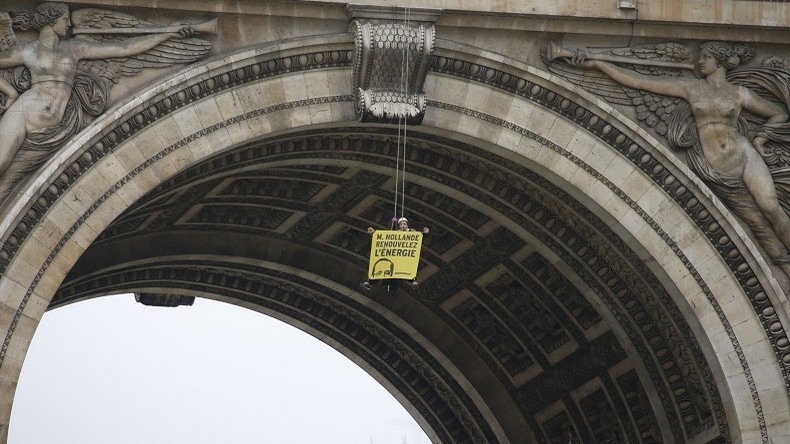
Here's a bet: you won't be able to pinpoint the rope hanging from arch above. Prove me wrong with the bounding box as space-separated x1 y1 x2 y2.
392 5 411 228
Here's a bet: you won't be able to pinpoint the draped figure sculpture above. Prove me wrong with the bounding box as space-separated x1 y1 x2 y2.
547 41 790 291
0 2 214 204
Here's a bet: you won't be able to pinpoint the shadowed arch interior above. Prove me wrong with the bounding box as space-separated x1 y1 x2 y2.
0 34 785 444
58 128 730 444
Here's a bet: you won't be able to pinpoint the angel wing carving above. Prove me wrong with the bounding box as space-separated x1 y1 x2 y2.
0 11 29 107
544 43 692 136
548 40 790 292
0 3 216 205
0 12 17 67
71 8 213 85
0 12 15 107
0 12 15 47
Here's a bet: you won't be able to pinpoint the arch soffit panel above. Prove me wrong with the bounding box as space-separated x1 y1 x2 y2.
0 35 786 442
427 40 790 392
423 41 790 427
59 124 766 443
57 119 753 442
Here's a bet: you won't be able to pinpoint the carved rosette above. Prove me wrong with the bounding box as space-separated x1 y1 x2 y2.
350 19 434 125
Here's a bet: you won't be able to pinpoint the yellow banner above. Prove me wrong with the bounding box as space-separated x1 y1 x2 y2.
368 230 423 280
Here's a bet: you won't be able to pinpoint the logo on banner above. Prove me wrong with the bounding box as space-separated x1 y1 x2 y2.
368 230 423 280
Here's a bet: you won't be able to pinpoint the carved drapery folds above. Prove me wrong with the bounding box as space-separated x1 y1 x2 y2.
546 41 790 293
349 11 435 125
0 5 215 206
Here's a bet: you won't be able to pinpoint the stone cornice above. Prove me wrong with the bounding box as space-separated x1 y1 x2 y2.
345 4 441 22
0 33 786 442
53 1 790 39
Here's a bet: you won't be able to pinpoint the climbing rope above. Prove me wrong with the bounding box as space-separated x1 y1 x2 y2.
392 5 411 226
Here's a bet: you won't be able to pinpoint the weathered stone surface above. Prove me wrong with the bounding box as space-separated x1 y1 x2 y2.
0 2 788 444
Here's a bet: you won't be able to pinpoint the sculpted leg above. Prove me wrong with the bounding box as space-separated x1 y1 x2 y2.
0 112 27 175
777 264 790 292
743 155 790 253
707 180 790 292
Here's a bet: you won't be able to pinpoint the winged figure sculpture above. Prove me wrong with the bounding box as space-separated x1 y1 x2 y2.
546 41 790 292
0 2 215 204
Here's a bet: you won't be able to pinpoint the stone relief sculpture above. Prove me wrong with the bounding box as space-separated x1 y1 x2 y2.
547 41 790 291
350 18 434 125
0 2 215 204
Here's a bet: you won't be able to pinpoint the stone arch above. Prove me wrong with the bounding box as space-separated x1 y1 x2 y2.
0 34 787 443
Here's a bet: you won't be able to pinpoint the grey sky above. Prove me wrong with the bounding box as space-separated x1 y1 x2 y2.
10 295 430 444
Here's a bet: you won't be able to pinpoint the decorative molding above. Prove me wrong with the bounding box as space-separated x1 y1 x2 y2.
0 3 216 204
424 101 730 442
134 292 195 307
0 39 786 442
62 128 730 442
429 50 789 393
345 5 442 23
349 14 434 124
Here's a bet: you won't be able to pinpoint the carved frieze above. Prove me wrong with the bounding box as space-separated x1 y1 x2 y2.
546 41 790 297
0 3 215 205
617 369 663 443
539 410 580 444
485 273 571 355
5 29 788 440
453 297 535 376
429 52 788 406
578 390 629 443
520 254 602 331
52 125 738 443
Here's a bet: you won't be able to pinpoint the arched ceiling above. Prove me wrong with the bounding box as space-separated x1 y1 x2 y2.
57 127 730 443
0 22 784 442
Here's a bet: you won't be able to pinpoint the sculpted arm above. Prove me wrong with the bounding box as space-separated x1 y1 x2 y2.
0 76 16 112
0 76 17 101
742 87 789 154
581 58 690 99
0 46 24 69
0 47 23 110
71 30 186 60
743 88 788 124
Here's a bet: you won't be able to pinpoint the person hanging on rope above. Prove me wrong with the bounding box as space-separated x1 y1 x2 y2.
360 216 429 292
